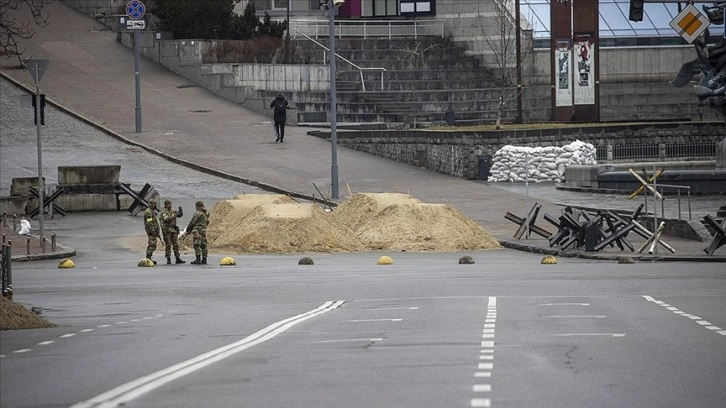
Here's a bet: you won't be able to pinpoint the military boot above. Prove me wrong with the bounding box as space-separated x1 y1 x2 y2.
175 255 186 264
147 254 157 265
201 257 207 265
190 255 201 265
166 256 172 265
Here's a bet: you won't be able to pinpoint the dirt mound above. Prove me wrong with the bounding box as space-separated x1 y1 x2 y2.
356 203 501 251
1 297 56 330
212 203 366 253
207 194 296 244
332 193 422 232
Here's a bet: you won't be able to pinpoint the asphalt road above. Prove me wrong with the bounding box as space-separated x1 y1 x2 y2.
2 246 725 408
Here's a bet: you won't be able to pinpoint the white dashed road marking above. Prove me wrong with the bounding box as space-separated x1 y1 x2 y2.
554 333 625 337
347 318 402 322
313 338 384 343
472 296 496 408
643 295 725 336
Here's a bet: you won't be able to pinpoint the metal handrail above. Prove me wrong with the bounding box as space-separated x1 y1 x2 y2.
290 27 386 92
642 182 692 221
290 19 445 39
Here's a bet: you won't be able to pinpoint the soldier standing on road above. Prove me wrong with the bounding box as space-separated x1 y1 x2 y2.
185 201 208 265
160 199 185 265
143 199 163 265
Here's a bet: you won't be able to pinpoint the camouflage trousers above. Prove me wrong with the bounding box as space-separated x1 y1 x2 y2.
163 232 181 257
146 234 160 257
192 230 208 257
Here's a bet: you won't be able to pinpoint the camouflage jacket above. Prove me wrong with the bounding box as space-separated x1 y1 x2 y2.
185 209 208 235
143 207 161 236
160 207 180 234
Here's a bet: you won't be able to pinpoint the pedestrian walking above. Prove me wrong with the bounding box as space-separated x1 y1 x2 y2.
270 93 288 143
160 199 185 265
185 201 209 265
143 199 163 265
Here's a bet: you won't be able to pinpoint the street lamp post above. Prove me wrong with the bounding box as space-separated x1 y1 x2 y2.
328 0 343 199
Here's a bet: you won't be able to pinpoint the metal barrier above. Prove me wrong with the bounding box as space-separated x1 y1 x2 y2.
290 19 445 39
640 183 692 221
597 142 717 162
1 242 11 300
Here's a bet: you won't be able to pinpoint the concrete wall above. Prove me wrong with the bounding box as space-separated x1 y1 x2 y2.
320 121 725 179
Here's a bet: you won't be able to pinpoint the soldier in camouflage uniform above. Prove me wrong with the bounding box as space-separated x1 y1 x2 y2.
160 199 185 265
185 201 209 265
143 199 163 265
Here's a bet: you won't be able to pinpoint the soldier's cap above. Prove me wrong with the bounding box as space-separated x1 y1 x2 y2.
195 201 205 208
164 199 172 206
148 199 157 205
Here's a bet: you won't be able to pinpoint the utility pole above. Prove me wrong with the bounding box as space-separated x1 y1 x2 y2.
25 59 50 244
328 0 343 199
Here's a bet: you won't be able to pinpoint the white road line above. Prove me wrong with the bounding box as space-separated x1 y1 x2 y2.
70 301 345 408
471 398 491 407
60 334 75 338
80 329 94 333
37 341 54 346
482 334 495 339
488 297 497 307
696 321 712 326
97 325 111 328
479 355 494 360
484 323 495 328
538 303 590 306
313 338 383 343
554 333 625 337
0 355 5 358
544 315 605 318
368 307 418 310
480 349 494 354
473 384 492 392
14 349 31 353
478 363 494 370
485 319 495 323
643 295 726 337
115 321 127 325
718 331 726 335
347 318 402 322
482 329 495 333
706 326 722 331
474 372 492 377
481 341 494 348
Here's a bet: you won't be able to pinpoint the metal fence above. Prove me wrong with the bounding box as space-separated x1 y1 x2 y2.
596 142 718 162
290 19 445 39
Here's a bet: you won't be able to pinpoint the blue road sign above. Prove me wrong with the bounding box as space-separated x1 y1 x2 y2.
126 0 145 20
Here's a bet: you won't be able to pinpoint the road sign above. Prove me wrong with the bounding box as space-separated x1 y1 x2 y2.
669 4 710 44
126 19 146 30
126 0 145 19
25 59 50 83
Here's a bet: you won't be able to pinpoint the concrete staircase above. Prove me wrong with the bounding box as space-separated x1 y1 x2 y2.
260 37 550 127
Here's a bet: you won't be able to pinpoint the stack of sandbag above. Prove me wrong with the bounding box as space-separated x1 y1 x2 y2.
487 140 596 183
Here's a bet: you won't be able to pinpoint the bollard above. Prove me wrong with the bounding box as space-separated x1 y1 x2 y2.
51 232 56 251
606 144 613 163
42 236 46 253
12 214 17 231
27 237 31 255
658 143 666 160
2 234 5 244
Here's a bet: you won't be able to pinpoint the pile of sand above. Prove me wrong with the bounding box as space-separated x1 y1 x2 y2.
1 297 56 330
333 194 501 251
206 194 297 244
212 203 366 253
202 193 500 253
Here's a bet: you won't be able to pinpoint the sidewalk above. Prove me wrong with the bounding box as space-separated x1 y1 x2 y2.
0 1 723 262
0 223 76 262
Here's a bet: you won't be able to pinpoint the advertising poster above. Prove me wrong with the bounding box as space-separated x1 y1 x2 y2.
574 36 595 105
555 39 572 107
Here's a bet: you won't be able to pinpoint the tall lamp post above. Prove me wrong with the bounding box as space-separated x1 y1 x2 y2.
328 0 344 199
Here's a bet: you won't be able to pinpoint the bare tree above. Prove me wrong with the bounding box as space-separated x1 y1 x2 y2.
477 0 534 128
1 0 54 66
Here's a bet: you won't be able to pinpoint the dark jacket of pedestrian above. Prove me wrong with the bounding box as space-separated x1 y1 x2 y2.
270 93 288 123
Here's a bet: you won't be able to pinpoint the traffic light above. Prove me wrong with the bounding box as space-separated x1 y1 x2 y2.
31 93 46 125
629 0 644 22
